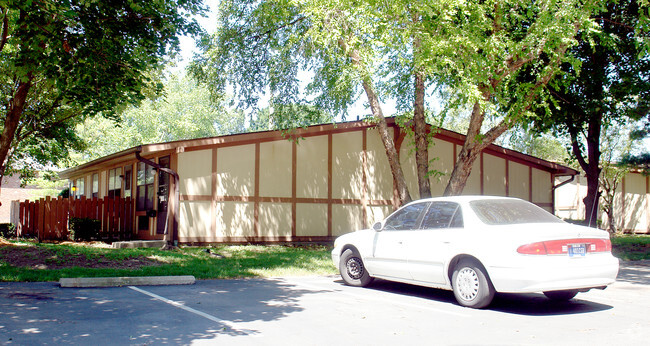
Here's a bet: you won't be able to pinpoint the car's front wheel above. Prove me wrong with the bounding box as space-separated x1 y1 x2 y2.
452 259 495 309
339 249 374 287
543 290 578 301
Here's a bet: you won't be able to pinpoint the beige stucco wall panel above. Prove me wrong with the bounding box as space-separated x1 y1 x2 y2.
332 204 363 236
216 145 255 196
215 201 254 237
296 135 328 199
366 129 394 201
259 141 292 198
178 149 212 196
332 132 363 200
509 161 529 200
259 202 292 237
367 205 394 226
483 154 506 196
429 139 454 197
624 173 648 231
179 201 212 238
532 169 552 204
296 203 328 237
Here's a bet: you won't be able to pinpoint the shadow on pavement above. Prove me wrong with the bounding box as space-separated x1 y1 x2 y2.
352 278 613 316
616 260 650 285
0 278 328 345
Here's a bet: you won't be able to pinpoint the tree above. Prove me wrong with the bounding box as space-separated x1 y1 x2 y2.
74 73 246 163
0 0 204 197
394 0 598 196
191 0 419 204
528 0 650 227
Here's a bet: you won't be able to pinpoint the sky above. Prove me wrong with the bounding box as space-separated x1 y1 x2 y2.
172 0 397 120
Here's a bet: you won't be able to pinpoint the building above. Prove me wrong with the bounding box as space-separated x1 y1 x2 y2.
58 118 578 244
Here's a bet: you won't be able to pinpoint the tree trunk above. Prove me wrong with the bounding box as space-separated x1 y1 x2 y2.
0 79 32 202
360 77 411 205
413 69 430 199
339 36 411 206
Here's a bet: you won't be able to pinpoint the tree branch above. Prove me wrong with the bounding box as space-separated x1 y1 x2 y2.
0 7 8 53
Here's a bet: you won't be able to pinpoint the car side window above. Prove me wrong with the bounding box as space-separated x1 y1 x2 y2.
383 203 428 230
420 202 463 229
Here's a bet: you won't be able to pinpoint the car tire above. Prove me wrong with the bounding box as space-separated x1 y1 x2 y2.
543 290 578 301
452 259 495 309
339 249 374 287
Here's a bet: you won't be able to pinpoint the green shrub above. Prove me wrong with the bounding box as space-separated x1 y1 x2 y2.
69 218 101 241
0 223 16 238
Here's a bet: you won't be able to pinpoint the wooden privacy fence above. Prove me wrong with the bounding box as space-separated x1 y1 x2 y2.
12 196 134 241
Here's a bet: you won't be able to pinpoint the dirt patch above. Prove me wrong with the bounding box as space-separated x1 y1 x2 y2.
0 241 162 270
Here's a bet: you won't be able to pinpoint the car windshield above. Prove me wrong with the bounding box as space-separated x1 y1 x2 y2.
469 199 563 225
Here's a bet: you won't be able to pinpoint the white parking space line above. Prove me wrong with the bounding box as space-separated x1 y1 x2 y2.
128 286 254 336
279 278 471 318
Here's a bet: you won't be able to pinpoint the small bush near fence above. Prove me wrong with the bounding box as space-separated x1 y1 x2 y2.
0 223 16 238
69 218 101 241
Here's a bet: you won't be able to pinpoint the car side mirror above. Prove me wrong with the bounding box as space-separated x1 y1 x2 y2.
372 222 383 232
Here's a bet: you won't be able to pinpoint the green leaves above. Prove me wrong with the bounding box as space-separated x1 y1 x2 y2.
0 0 205 185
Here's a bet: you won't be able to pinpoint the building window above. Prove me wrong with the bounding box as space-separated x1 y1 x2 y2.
74 177 85 199
124 165 133 198
136 162 155 211
108 167 122 198
91 173 99 198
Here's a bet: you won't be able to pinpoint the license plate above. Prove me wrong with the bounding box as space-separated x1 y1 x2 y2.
568 244 586 257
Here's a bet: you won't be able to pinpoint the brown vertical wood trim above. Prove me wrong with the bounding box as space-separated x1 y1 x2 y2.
481 151 485 195
211 148 218 237
327 133 333 237
505 159 510 196
528 166 533 202
362 129 368 228
551 174 556 214
453 144 457 166
291 141 297 238
254 143 260 237
646 175 649 233
621 176 626 231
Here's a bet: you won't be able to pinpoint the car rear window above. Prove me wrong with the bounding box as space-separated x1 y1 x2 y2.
469 199 563 225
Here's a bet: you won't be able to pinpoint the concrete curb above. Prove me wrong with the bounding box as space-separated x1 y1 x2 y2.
59 275 196 288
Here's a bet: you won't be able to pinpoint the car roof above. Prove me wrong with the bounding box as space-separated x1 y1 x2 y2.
405 195 520 205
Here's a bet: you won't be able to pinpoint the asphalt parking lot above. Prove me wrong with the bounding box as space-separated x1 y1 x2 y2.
1 261 648 345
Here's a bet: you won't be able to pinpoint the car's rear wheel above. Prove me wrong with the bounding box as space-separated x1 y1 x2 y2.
543 290 578 301
339 249 374 287
452 259 495 309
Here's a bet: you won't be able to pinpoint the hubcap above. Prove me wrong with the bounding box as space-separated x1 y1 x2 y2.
456 267 479 301
346 257 364 279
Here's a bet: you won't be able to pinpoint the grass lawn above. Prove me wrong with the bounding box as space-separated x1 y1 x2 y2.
0 234 647 282
611 234 650 261
0 238 337 282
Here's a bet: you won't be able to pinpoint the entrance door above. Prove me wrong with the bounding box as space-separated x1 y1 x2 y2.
156 156 170 235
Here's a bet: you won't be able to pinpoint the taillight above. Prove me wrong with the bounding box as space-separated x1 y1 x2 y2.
517 238 611 255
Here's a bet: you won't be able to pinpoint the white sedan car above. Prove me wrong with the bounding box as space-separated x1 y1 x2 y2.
331 196 619 308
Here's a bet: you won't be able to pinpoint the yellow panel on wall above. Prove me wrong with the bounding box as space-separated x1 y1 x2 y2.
215 201 254 237
259 141 292 198
216 145 255 196
332 204 363 236
399 137 419 200
531 169 551 204
178 149 212 196
296 203 328 236
508 161 529 200
366 128 394 201
179 201 212 238
367 205 393 226
459 145 481 196
296 135 328 199
483 154 506 196
332 132 363 199
624 173 648 232
259 202 292 237
429 138 454 197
